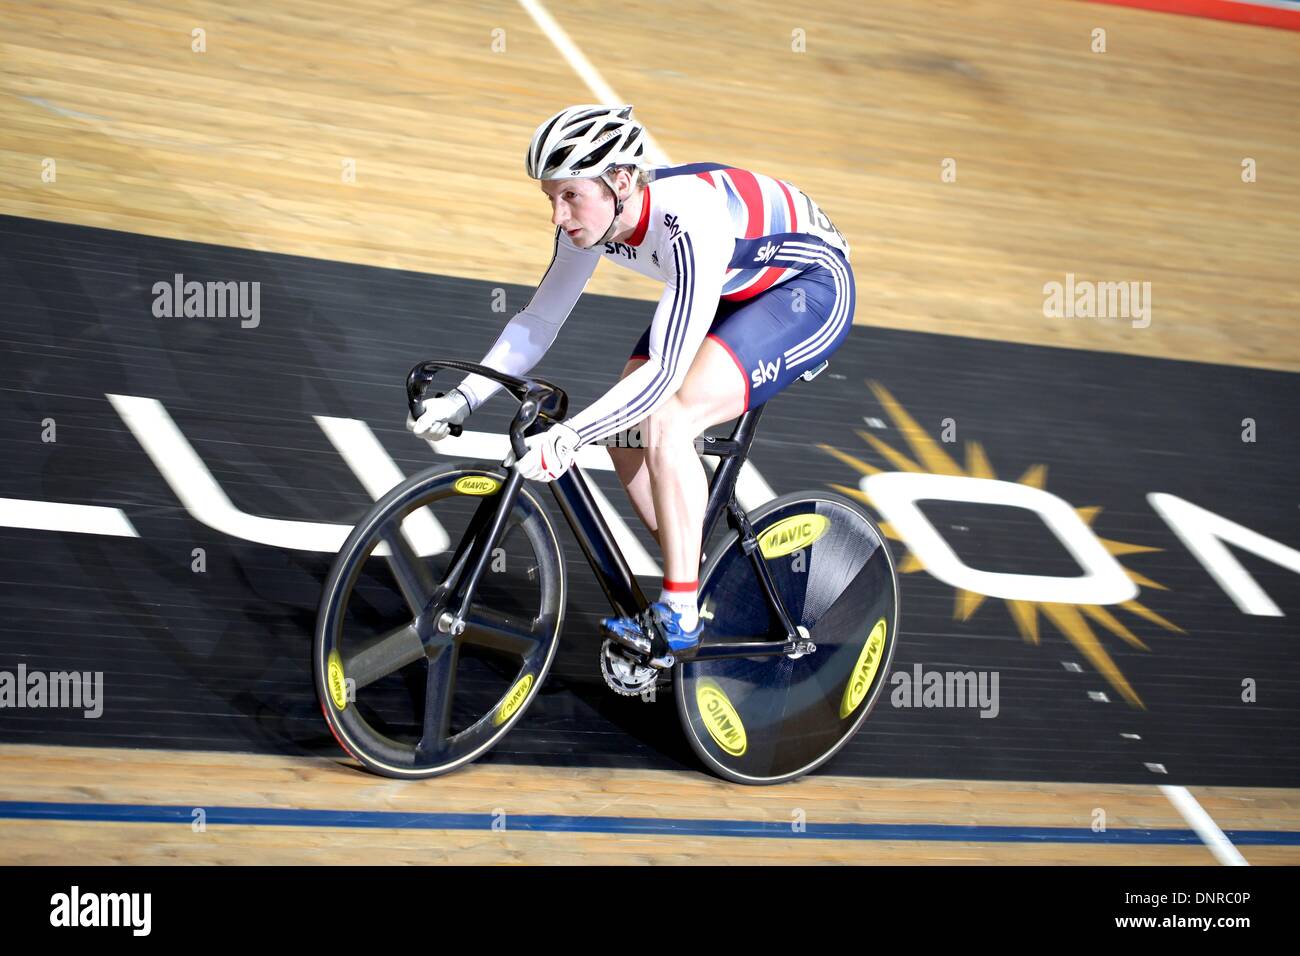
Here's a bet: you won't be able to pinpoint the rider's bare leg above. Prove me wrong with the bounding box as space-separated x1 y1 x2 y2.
606 359 660 550
607 342 746 630
641 337 747 612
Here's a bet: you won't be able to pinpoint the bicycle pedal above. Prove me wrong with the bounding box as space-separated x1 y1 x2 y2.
603 627 651 656
599 614 651 650
649 653 675 671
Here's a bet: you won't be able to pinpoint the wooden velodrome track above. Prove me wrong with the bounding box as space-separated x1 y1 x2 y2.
2 0 1298 864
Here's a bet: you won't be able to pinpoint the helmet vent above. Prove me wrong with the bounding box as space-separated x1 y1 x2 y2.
577 137 618 171
545 144 576 174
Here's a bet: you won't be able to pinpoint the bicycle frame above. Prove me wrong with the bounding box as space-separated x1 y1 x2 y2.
407 360 808 661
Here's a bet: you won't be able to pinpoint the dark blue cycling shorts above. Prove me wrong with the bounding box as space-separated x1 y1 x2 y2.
628 246 854 411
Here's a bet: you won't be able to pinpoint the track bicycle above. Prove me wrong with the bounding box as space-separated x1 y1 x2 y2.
313 358 899 784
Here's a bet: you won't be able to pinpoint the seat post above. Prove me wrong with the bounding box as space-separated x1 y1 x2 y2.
699 404 767 551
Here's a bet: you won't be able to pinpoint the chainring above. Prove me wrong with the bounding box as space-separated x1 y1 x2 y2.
599 639 659 697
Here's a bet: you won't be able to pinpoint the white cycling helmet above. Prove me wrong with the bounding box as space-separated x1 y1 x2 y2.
526 104 646 180
526 104 648 246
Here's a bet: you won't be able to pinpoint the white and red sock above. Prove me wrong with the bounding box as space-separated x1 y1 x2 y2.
659 578 699 632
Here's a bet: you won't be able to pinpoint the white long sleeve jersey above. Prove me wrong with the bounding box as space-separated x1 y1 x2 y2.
456 162 851 447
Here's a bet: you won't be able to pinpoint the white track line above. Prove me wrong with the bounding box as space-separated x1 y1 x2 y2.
314 415 449 556
1160 785 1249 866
0 497 137 537
515 0 672 165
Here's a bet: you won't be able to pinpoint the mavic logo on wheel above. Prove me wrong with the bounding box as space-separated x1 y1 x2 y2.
839 619 887 719
754 240 779 264
696 680 747 756
493 673 534 726
454 476 500 496
758 513 829 559
750 358 782 388
327 650 349 711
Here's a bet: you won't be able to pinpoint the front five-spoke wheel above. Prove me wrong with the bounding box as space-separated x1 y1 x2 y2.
314 462 565 778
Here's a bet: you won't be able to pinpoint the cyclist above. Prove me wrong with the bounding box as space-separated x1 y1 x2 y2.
408 104 856 658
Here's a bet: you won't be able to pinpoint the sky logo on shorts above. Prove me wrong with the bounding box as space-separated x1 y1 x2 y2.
750 357 782 388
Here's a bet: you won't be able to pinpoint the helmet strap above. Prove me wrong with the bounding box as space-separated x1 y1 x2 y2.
589 170 626 247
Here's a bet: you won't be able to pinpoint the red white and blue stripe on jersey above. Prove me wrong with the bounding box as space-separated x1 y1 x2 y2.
650 162 843 302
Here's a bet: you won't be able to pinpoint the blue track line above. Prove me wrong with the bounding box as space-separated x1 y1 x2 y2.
2 800 1298 844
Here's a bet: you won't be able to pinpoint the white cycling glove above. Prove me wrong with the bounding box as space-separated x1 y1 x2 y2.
504 422 581 482
406 388 471 441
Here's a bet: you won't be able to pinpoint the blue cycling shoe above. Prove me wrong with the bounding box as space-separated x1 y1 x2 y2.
600 601 704 658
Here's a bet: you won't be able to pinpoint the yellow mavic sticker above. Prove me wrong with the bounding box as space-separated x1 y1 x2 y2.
758 514 829 559
494 673 534 726
839 618 887 719
454 475 501 496
327 649 349 711
696 679 748 756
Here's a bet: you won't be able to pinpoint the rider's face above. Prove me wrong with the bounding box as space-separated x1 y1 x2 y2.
541 177 614 246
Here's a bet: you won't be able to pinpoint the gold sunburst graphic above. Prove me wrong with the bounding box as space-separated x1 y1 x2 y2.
819 381 1184 709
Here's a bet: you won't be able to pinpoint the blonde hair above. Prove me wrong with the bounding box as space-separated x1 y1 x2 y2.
613 165 651 189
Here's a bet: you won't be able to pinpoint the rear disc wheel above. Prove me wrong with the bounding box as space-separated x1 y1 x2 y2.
675 491 900 784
